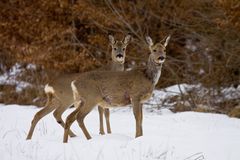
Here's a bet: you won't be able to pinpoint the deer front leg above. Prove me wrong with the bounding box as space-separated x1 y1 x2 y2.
132 98 143 138
98 106 105 135
104 108 111 134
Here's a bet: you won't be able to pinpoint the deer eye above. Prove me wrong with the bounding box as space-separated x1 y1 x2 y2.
153 49 157 52
114 48 117 50
122 48 125 51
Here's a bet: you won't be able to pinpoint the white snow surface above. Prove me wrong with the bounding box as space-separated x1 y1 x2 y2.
0 104 240 160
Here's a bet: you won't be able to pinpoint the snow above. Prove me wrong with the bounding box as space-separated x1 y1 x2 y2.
0 104 240 160
185 39 197 52
0 63 35 92
221 86 240 100
145 84 201 109
147 84 240 110
26 64 37 70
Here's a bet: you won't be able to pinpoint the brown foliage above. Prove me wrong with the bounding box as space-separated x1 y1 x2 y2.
229 107 240 118
0 0 239 107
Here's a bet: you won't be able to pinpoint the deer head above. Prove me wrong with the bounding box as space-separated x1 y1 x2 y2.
146 35 171 66
109 34 131 64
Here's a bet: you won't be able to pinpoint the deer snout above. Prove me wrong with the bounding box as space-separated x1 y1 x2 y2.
158 56 165 61
116 54 123 58
115 54 124 63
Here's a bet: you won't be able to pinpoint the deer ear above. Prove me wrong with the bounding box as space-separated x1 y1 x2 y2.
108 35 116 45
146 36 153 46
164 35 171 47
123 34 131 44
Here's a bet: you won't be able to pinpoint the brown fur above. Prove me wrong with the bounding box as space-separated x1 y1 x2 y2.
63 35 171 143
26 34 131 140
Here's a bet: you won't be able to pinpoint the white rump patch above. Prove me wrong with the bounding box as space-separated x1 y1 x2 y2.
44 84 55 94
71 81 78 100
71 81 81 107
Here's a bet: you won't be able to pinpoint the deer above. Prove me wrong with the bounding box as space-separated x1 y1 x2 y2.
63 35 171 143
98 34 131 135
26 34 131 140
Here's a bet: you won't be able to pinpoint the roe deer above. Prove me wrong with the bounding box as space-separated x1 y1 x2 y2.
63 35 171 143
98 34 131 135
26 34 131 140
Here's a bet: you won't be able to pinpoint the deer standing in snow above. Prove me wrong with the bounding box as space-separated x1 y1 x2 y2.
26 34 131 140
63 35 171 143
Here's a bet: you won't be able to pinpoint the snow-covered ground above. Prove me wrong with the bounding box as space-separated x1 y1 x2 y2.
0 104 240 160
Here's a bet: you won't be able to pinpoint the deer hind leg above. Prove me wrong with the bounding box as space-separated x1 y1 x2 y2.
26 93 55 140
132 98 143 138
63 103 82 143
63 81 94 142
53 104 76 137
98 106 105 135
76 101 96 140
104 108 111 134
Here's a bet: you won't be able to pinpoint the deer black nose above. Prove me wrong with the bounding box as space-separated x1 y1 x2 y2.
116 54 123 58
158 56 165 61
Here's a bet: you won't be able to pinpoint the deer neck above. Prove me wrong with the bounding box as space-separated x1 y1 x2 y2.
145 57 163 86
110 60 124 71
